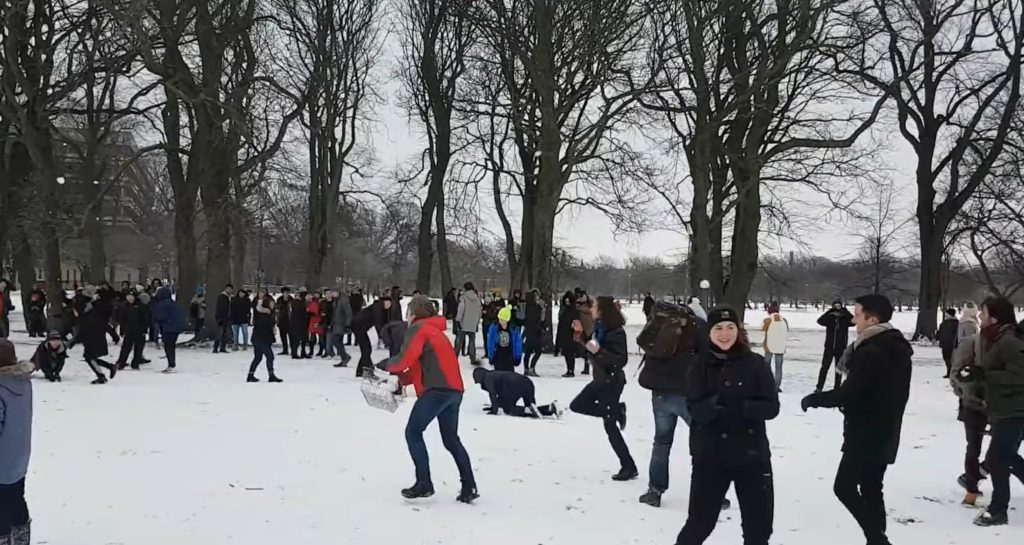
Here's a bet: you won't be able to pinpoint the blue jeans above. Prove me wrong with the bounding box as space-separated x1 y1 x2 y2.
233 324 250 347
405 389 476 489
248 340 276 377
765 352 784 389
649 391 691 493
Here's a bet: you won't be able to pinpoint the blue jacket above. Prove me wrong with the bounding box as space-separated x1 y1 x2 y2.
0 361 33 485
152 287 187 335
486 323 523 364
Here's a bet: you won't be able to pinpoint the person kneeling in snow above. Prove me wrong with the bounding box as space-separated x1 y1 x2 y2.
384 294 478 503
0 339 33 545
32 331 68 382
472 367 559 418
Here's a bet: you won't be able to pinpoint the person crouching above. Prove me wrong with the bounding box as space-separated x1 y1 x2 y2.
32 331 68 382
384 295 478 503
472 367 559 418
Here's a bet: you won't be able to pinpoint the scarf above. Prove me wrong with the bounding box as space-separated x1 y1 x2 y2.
981 323 1014 343
836 323 894 376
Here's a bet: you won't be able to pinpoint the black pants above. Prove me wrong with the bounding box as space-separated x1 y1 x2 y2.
833 453 889 545
961 407 988 492
85 357 114 380
0 478 29 535
354 328 374 377
290 329 308 357
524 343 542 371
570 380 635 471
676 461 773 545
564 352 575 373
941 347 954 376
148 320 159 342
116 332 146 366
817 348 843 390
988 417 1024 517
212 321 231 352
164 332 179 368
249 340 277 377
345 328 354 346
277 324 290 353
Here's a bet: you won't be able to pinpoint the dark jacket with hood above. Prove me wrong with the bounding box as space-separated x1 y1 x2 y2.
686 346 780 466
152 287 187 335
116 299 147 337
803 328 913 465
817 306 854 351
473 367 535 414
556 294 579 354
937 315 960 352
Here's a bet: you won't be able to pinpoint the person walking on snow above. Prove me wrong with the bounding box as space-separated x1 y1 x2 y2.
569 296 637 481
384 295 478 503
152 286 187 373
0 339 33 545
471 367 559 417
247 293 282 383
957 297 1024 526
937 308 960 378
522 291 545 377
949 326 991 506
487 306 523 372
674 308 779 545
815 300 854 392
455 283 482 365
761 302 789 391
73 291 120 384
801 294 912 545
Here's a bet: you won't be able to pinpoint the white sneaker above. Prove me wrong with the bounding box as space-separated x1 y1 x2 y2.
161 367 177 374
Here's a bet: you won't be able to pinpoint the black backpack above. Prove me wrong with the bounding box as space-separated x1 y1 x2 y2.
638 302 696 359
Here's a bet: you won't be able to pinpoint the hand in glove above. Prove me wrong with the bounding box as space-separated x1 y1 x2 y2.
801 394 819 412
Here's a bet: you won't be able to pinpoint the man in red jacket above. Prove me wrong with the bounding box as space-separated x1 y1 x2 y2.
386 294 477 504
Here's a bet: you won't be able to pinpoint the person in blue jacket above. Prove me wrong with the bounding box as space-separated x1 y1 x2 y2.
487 305 522 372
152 287 187 374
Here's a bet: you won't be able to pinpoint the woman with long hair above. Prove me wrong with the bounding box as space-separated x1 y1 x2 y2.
675 308 778 545
569 296 637 481
556 291 579 377
522 291 545 376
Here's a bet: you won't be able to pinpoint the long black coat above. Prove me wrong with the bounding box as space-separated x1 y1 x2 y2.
75 306 119 359
804 329 913 465
252 300 276 344
817 308 854 351
686 348 780 466
556 304 579 354
523 302 544 350
276 295 292 327
289 298 310 334
937 317 959 352
215 292 231 323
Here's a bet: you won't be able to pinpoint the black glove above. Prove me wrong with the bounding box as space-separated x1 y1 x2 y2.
801 394 817 412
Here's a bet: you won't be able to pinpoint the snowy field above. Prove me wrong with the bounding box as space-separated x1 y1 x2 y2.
4 300 1022 544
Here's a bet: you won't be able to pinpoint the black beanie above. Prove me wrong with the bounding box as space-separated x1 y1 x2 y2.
707 307 741 328
854 294 894 323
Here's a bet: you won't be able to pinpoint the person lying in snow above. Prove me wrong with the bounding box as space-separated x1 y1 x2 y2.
471 367 560 418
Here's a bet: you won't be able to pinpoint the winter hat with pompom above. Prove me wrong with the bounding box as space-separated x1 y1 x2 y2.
497 305 513 322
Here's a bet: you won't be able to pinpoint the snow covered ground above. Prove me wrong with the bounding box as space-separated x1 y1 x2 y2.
4 301 1022 544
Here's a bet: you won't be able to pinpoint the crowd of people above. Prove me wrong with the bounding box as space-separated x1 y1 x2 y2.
1 275 1024 544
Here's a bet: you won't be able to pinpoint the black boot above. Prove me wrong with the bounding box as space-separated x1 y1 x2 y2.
247 375 259 383
639 489 662 507
269 375 283 383
611 468 638 481
456 487 480 504
401 482 435 499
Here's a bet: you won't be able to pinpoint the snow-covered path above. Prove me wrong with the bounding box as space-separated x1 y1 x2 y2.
5 306 1021 544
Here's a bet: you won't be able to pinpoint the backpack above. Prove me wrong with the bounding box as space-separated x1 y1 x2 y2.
638 302 696 359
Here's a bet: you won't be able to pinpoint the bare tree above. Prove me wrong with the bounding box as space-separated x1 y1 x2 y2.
849 181 913 295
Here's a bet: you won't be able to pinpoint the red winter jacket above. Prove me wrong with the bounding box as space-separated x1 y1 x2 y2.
307 301 323 335
386 316 464 396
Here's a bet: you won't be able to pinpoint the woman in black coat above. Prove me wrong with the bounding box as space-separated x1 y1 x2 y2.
74 297 121 384
569 296 637 481
675 307 779 545
522 291 545 377
556 291 579 377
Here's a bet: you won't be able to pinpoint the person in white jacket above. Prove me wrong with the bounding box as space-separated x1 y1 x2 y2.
455 283 482 365
958 302 980 343
687 296 708 322
761 302 789 392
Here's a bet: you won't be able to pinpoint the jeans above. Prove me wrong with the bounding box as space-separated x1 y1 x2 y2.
405 389 476 489
249 340 276 377
676 460 773 545
961 407 988 492
0 478 29 535
455 331 477 361
817 348 843 390
330 332 350 361
233 324 250 347
941 347 954 376
325 331 337 357
650 392 691 492
570 380 636 471
833 452 888 545
765 352 784 389
987 417 1024 517
164 332 179 368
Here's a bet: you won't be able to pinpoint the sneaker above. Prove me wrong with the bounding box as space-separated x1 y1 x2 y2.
611 468 639 481
247 375 259 383
161 367 177 374
269 376 283 383
974 511 1008 526
550 401 562 418
639 489 662 508
618 402 628 431
562 371 575 378
401 483 435 499
456 487 480 504
333 361 349 368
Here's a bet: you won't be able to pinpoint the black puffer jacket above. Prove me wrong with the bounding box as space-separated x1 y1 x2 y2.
589 326 629 385
818 308 854 351
686 346 779 466
803 328 913 465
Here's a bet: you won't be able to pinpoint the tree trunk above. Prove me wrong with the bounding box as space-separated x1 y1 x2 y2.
721 174 760 319
435 193 452 297
415 186 439 293
915 231 943 340
85 211 107 284
11 228 35 325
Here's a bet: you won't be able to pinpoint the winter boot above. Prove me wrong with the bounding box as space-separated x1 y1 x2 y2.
91 376 108 385
401 483 435 499
333 361 349 368
11 522 29 545
106 361 117 380
247 375 259 383
269 375 283 383
639 489 662 508
562 371 575 378
974 511 1008 526
456 487 480 504
611 467 639 482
